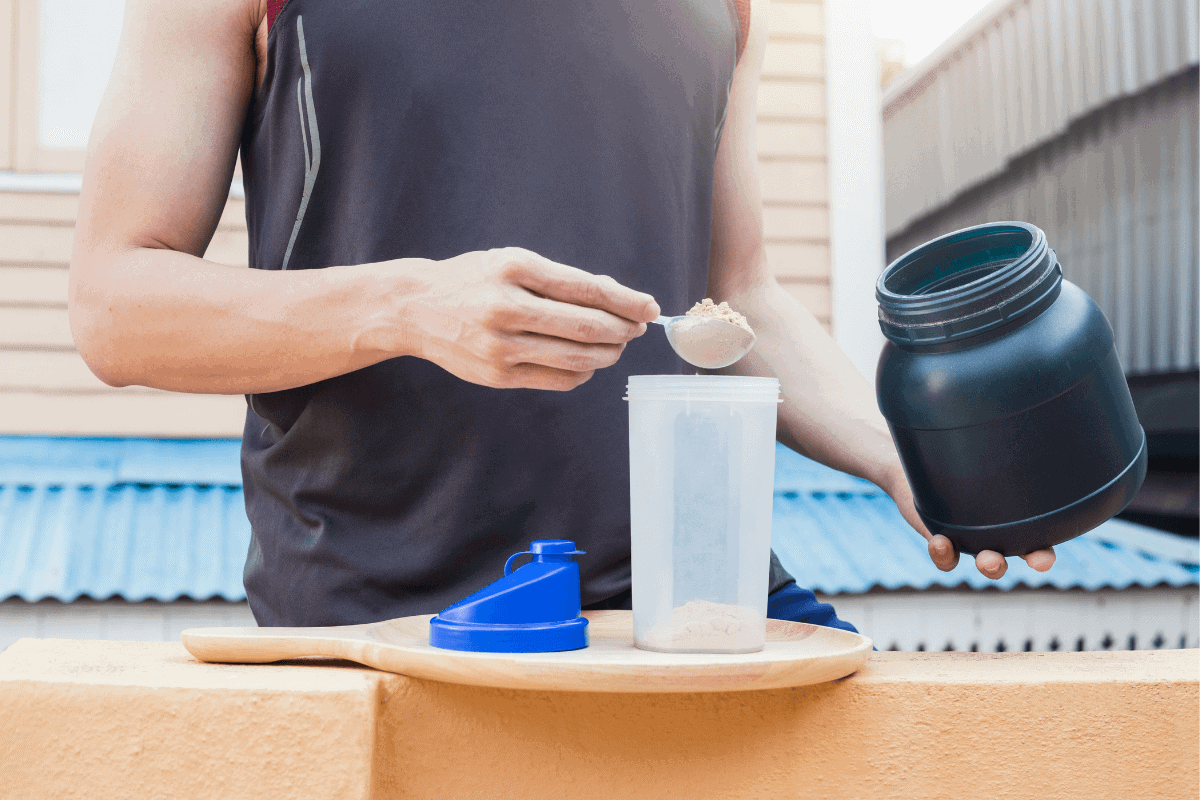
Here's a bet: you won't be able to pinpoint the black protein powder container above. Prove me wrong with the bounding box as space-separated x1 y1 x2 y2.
875 222 1146 556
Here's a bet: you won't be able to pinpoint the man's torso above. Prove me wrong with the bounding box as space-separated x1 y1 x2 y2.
239 0 756 625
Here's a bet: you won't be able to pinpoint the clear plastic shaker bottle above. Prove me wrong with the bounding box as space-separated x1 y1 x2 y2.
625 375 781 653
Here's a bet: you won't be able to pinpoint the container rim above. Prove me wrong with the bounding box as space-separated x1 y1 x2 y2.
625 375 781 402
875 221 1062 346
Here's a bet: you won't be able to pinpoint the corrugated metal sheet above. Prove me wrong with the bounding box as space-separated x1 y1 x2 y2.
0 437 243 485
886 71 1198 374
0 483 250 602
880 0 1199 375
771 444 1199 594
0 438 249 603
0 438 1195 603
883 0 1200 234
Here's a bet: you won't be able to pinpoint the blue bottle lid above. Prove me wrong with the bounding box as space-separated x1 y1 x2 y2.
429 540 589 653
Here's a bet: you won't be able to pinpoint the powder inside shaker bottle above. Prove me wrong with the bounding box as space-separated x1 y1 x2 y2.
641 599 762 650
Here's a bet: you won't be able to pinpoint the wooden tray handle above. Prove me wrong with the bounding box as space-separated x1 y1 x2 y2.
182 626 354 664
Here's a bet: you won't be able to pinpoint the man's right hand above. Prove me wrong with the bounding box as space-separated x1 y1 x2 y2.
70 0 658 396
373 247 660 392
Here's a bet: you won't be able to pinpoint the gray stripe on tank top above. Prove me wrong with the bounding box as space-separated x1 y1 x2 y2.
281 16 321 271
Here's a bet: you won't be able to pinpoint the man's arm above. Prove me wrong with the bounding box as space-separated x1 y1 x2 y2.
70 0 659 396
705 0 1054 579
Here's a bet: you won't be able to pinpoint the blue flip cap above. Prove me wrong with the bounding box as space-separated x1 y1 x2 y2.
429 540 589 653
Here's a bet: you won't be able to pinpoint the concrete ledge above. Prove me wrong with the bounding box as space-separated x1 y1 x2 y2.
2 640 1196 799
0 641 379 798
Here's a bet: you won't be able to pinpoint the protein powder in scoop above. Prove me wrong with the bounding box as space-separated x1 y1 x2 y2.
685 298 754 334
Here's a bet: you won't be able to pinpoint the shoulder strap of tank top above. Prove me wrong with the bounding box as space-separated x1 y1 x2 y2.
267 0 290 31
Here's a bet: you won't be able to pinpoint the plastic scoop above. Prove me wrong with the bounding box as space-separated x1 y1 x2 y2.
651 314 757 369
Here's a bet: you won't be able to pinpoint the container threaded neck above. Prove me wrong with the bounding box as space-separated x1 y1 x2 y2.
876 222 1062 346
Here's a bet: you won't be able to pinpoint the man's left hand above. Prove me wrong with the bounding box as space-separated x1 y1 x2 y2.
881 466 1056 580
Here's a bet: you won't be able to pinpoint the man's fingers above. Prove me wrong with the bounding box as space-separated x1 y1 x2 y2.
508 334 626 373
514 294 647 343
978 548 1056 578
975 550 1008 579
504 363 595 392
887 472 960 572
884 464 1055 581
501 250 660 323
1022 548 1056 572
927 535 959 571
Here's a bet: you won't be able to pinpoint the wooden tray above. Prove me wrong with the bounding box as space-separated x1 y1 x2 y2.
182 611 872 693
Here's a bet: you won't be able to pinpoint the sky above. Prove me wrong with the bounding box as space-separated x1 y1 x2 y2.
870 0 999 66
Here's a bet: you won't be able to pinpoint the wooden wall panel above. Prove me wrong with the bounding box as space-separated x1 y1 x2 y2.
203 229 250 267
768 2 823 38
0 391 247 436
762 205 828 238
757 120 825 157
765 242 830 279
761 41 824 80
0 190 77 221
0 221 73 265
217 199 247 230
758 160 828 203
11 0 86 172
0 265 67 304
0 350 102 390
0 306 71 347
758 1 829 322
0 0 13 169
0 190 249 436
757 80 825 118
12 0 37 170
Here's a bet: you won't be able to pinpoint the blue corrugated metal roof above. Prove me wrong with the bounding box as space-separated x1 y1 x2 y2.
771 445 1199 593
0 438 249 602
0 437 242 486
0 483 250 602
0 437 1194 603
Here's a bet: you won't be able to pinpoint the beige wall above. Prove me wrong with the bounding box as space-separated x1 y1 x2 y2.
0 0 831 438
1 0 13 169
760 0 830 324
0 191 250 436
7 0 82 171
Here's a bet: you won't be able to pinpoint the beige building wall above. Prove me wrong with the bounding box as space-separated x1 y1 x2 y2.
0 0 831 438
0 188 251 436
1 0 13 170
760 0 831 326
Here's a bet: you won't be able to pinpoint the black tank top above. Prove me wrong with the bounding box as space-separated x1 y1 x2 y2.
239 0 792 626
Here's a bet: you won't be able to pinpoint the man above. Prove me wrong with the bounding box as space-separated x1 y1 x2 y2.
69 0 1055 630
